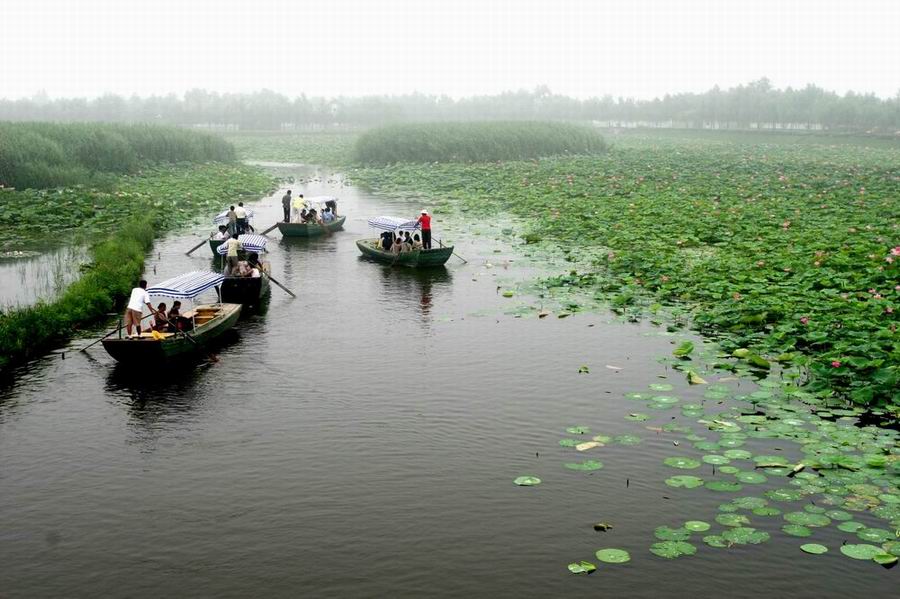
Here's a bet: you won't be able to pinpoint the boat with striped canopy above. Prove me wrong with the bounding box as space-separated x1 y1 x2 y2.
102 271 241 363
276 196 345 237
356 216 453 267
216 235 271 306
209 208 258 255
211 232 268 258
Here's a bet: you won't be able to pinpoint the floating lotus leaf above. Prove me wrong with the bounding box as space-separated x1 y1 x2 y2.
564 460 603 471
718 437 746 448
664 457 702 469
878 493 900 504
673 341 694 357
718 466 740 474
706 481 743 492
803 505 826 514
654 526 691 541
566 426 590 435
754 455 788 466
614 434 642 446
882 541 900 557
752 507 782 517
824 510 852 521
839 544 883 560
703 454 730 465
625 413 649 422
736 471 767 484
800 543 828 555
847 483 880 496
857 528 894 543
703 535 730 548
592 434 612 443
559 439 580 447
723 449 753 460
649 541 696 559
782 524 812 537
766 488 803 502
651 395 680 406
837 521 865 533
595 548 631 564
650 383 674 391
567 560 596 574
684 520 711 532
665 475 705 489
513 475 541 486
662 423 692 434
732 496 768 510
784 512 831 527
716 513 750 527
625 392 651 400
682 405 703 413
873 553 899 566
722 527 770 545
694 441 720 451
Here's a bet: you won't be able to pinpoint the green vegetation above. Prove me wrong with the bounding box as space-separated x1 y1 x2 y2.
224 130 358 166
353 122 607 164
0 122 235 190
351 130 900 409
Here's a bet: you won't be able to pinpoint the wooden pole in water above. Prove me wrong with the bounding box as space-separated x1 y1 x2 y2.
185 234 212 256
259 223 280 236
262 272 296 298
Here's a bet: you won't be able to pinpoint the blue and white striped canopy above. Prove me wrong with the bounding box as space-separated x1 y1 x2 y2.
213 207 255 225
215 234 268 255
307 195 338 205
147 271 225 299
368 216 420 232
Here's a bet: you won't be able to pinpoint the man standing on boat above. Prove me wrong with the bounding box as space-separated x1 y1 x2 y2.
235 202 248 234
124 279 154 338
281 190 292 223
226 205 237 236
224 233 241 275
417 210 432 249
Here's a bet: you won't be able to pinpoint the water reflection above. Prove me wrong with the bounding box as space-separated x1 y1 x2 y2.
0 245 88 308
373 263 452 327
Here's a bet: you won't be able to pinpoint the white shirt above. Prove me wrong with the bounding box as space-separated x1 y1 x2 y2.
250 268 261 278
213 231 227 240
127 287 150 312
234 206 247 218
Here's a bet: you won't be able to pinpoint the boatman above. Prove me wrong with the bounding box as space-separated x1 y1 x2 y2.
417 210 432 249
291 193 305 222
281 190 292 223
235 202 248 234
224 233 241 275
226 205 237 236
125 279 154 338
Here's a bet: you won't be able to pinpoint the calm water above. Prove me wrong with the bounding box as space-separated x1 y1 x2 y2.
0 165 896 598
0 245 87 308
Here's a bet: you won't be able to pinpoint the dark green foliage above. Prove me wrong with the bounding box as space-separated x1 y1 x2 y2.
0 122 236 189
353 122 607 165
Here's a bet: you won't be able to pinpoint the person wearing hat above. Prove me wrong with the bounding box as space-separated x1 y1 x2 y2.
417 210 432 249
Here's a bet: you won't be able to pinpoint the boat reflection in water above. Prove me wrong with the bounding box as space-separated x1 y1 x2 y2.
374 263 452 327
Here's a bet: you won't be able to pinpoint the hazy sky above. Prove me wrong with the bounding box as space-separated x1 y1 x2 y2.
2 0 898 100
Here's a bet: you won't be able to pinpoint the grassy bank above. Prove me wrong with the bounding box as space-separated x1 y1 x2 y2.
0 122 235 190
354 121 607 164
350 130 900 410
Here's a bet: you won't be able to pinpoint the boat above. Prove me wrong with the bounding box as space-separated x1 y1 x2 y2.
356 216 454 267
209 207 257 256
276 196 345 237
102 271 242 363
211 233 268 264
215 235 272 306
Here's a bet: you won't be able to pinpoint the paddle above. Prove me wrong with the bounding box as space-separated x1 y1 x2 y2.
453 251 468 264
185 234 212 256
260 271 296 298
260 223 280 236
80 313 153 352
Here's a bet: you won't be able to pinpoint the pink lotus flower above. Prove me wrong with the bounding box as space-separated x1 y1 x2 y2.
891 247 900 256
800 317 809 325
886 307 894 314
831 361 842 368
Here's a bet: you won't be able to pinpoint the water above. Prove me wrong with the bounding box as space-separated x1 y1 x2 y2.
0 165 896 598
0 245 87 308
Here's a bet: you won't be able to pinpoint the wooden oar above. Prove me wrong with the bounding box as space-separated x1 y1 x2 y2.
260 222 280 236
261 271 296 298
80 313 153 352
185 234 212 256
453 251 468 264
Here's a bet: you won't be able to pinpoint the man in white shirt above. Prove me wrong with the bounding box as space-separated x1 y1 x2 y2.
213 225 229 240
125 279 154 338
234 202 248 234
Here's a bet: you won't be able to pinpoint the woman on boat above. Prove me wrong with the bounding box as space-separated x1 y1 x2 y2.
411 232 423 250
152 302 169 331
379 230 393 251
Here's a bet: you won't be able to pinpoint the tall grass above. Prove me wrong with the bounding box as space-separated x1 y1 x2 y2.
0 122 236 189
353 121 607 165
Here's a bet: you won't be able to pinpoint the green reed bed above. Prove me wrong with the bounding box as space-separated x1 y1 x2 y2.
350 132 900 410
353 121 607 165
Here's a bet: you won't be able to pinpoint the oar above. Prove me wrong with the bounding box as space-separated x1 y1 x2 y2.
453 251 468 264
186 234 212 256
260 222 280 236
80 313 153 352
253 266 296 297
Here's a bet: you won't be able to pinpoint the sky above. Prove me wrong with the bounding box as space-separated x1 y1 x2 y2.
2 0 899 100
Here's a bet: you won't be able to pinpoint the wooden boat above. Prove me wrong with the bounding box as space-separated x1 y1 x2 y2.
277 215 346 237
208 237 226 256
212 233 268 259
356 239 453 267
220 273 271 306
102 303 241 363
101 271 241 364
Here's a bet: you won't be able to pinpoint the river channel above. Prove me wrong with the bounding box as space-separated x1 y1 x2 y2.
0 163 896 598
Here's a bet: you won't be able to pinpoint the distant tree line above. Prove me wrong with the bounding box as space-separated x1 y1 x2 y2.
2 79 899 133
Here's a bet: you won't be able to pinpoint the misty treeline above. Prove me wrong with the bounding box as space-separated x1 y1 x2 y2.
2 79 899 133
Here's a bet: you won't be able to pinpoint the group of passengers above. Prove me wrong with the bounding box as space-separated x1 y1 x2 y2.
378 230 425 254
281 190 338 224
123 280 194 338
150 300 193 333
222 234 264 278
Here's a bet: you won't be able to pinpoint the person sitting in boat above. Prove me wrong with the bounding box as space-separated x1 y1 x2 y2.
322 207 335 223
213 225 229 240
152 302 169 332
411 232 423 250
247 252 263 278
324 198 338 216
304 208 319 224
379 230 393 251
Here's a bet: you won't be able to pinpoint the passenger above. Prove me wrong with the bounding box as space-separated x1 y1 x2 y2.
281 190 292 223
411 232 423 250
247 252 263 278
291 193 305 222
226 205 237 236
167 300 182 331
379 230 393 251
235 202 248 234
152 302 168 331
322 207 335 223
299 207 308 222
306 208 319 224
124 279 153 338
224 233 241 275
391 232 404 255
213 225 229 240
324 199 338 216
236 260 251 277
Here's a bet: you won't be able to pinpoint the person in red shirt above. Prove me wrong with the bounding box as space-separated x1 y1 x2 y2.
417 210 432 249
